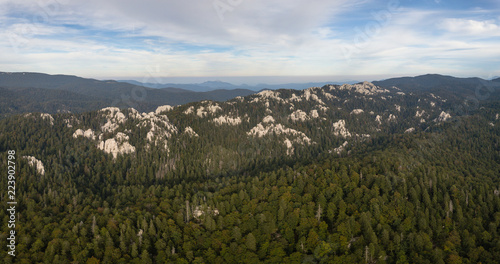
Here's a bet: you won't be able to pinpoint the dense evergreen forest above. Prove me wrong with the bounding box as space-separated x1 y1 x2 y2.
1 82 500 263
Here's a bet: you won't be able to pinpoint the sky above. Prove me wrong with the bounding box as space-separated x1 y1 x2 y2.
0 0 499 84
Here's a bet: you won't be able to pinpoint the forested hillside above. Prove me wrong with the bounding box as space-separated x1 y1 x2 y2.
1 81 499 263
0 72 255 116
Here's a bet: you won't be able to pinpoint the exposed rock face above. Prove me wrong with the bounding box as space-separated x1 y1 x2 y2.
375 115 382 125
184 127 199 137
302 87 325 105
73 129 96 140
289 109 320 121
137 111 177 151
435 111 451 122
193 206 219 219
332 141 348 155
331 82 390 95
262 115 275 123
332 120 351 138
416 110 425 117
310 110 319 118
184 106 195 115
195 103 222 117
75 107 178 157
290 110 309 122
247 122 312 154
405 127 415 133
64 116 79 128
97 132 136 159
252 90 284 103
100 107 127 133
247 123 309 140
40 113 54 125
23 156 45 175
350 109 364 115
155 105 174 114
212 115 242 126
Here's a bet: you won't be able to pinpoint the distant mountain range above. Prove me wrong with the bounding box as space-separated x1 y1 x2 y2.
1 72 499 118
373 74 500 100
119 79 357 92
0 72 256 116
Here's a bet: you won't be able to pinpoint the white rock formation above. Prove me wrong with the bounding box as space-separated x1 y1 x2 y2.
415 110 425 117
193 206 219 219
317 105 329 112
289 109 320 121
322 90 337 100
405 127 415 133
73 129 96 140
395 105 401 112
100 107 127 133
196 107 206 118
290 110 309 121
184 127 199 137
23 156 45 175
284 138 294 155
137 111 177 150
351 109 364 115
287 93 302 102
331 82 389 95
252 90 283 103
195 103 222 117
388 114 397 121
64 117 79 128
332 141 348 155
97 132 136 159
40 113 54 125
184 106 195 115
248 123 308 140
332 120 351 138
284 137 312 156
262 115 275 123
212 115 242 126
247 123 313 152
302 87 325 105
155 105 174 114
435 111 451 122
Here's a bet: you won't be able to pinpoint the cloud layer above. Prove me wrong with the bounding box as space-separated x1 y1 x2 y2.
0 0 499 81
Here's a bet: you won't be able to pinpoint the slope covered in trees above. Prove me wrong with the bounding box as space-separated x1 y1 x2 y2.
0 81 499 263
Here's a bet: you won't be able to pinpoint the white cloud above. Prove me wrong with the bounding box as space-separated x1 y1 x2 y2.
441 18 500 35
0 0 499 79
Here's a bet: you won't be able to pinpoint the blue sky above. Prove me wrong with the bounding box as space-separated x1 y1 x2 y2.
0 0 499 84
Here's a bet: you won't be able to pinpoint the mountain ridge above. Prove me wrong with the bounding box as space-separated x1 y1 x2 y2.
0 72 256 116
1 74 500 263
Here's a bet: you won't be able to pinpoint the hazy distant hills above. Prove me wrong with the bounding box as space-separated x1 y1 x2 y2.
2 72 500 118
119 79 356 92
373 74 500 100
0 72 256 116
